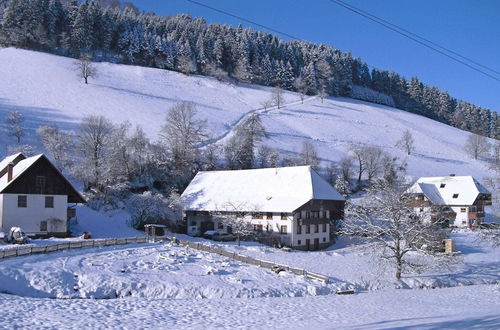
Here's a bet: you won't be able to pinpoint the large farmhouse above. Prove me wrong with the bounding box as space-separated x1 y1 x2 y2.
181 166 345 250
0 153 85 237
407 175 492 228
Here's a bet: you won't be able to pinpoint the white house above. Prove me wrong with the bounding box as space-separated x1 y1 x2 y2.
181 166 345 250
407 175 492 228
0 153 85 237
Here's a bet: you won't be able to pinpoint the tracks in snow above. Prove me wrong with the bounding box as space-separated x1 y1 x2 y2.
202 95 318 148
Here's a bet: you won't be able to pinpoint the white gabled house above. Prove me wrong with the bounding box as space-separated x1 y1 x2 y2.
0 153 86 237
181 166 345 250
407 175 492 228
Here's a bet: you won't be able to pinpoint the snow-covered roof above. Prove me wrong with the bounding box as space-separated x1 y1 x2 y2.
181 166 344 213
0 154 45 192
0 153 85 203
0 152 23 175
407 176 491 206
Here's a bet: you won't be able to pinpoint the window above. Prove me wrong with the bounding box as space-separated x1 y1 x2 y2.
280 213 287 220
314 224 319 233
322 223 327 232
452 194 459 199
17 195 27 208
298 240 301 245
440 184 446 188
280 225 287 234
266 212 273 219
460 208 467 213
323 237 326 242
311 211 319 218
305 211 310 219
306 225 310 234
297 225 302 235
253 224 263 232
36 176 46 193
252 213 263 219
45 196 54 208
218 222 224 230
40 221 47 232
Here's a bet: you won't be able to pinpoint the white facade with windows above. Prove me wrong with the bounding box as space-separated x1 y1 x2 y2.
0 194 68 234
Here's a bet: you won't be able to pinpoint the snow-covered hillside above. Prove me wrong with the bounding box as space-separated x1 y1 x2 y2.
0 47 496 182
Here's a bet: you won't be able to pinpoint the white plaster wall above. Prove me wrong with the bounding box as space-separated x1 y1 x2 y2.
293 223 330 247
451 206 469 227
186 211 331 248
1 194 67 233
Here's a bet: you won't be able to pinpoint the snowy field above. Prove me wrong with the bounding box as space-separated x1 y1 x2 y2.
0 285 498 329
169 230 500 291
0 48 496 182
0 241 334 299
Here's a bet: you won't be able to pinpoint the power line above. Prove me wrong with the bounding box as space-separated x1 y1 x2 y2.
185 0 499 82
184 0 302 40
330 0 500 77
327 0 500 82
184 0 379 71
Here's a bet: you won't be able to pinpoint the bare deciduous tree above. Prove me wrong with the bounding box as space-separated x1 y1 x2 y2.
395 130 415 155
293 75 307 104
76 53 97 84
76 115 114 190
339 156 353 182
299 140 320 170
271 87 285 109
464 133 491 160
349 144 367 186
364 146 385 182
37 125 75 172
342 180 449 280
5 110 25 143
161 102 207 182
211 202 256 246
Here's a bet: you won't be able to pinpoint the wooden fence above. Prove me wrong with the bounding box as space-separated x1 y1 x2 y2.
173 238 331 284
0 237 147 260
0 235 331 284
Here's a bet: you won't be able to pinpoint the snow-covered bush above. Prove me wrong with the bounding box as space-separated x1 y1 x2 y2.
127 191 171 230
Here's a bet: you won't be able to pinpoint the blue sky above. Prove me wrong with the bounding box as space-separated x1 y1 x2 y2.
132 0 500 112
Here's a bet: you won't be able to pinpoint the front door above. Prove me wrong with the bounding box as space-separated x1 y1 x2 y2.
314 238 319 250
305 239 310 251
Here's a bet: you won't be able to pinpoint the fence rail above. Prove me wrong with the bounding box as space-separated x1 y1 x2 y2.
172 237 330 284
0 235 330 284
0 236 147 260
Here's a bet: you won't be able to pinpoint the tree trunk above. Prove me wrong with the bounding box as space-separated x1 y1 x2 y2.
84 76 88 84
237 234 240 246
396 264 402 280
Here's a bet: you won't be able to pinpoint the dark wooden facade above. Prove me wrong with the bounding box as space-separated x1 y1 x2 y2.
1 155 85 203
294 199 345 224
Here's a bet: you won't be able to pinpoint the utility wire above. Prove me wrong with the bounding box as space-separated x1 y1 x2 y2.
327 0 500 82
330 0 500 77
184 0 302 40
184 0 380 70
185 0 499 82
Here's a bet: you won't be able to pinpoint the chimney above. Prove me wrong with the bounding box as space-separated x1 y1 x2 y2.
7 162 14 182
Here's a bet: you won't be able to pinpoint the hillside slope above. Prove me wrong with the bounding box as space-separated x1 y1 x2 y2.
0 48 495 182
